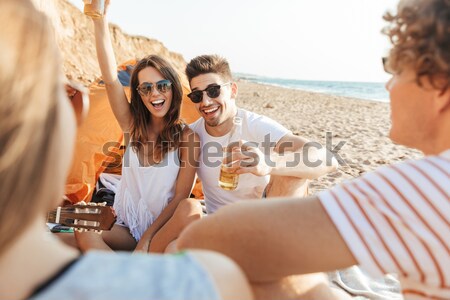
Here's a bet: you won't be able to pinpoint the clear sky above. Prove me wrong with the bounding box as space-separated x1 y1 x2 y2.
69 0 397 83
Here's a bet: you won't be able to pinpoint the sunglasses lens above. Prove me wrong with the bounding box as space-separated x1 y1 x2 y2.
157 80 171 93
138 83 153 96
206 85 221 98
188 91 203 103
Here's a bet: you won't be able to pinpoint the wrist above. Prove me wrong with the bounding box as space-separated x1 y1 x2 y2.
92 17 107 27
142 229 156 240
266 153 278 175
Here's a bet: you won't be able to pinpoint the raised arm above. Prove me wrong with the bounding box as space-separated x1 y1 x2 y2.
270 133 338 179
227 134 338 180
91 10 132 131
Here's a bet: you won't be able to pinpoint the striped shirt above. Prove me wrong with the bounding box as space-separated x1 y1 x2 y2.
319 150 450 300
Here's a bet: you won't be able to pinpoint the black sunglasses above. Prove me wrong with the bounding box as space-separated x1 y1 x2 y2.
136 79 172 96
187 82 231 103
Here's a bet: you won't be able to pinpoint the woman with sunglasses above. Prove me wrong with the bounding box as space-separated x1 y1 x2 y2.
75 1 202 253
0 1 253 299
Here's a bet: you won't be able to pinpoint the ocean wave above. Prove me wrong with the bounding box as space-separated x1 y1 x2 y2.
235 73 389 103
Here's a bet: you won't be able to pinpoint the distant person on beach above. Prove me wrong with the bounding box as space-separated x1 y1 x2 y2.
75 1 203 253
186 54 338 214
0 1 253 299
178 0 450 299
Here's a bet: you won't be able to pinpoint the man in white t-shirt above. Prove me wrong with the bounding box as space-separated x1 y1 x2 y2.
179 0 450 299
186 55 338 214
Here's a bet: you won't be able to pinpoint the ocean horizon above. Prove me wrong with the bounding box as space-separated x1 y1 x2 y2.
235 73 389 103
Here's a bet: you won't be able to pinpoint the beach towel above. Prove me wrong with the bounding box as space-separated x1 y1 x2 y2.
328 266 401 299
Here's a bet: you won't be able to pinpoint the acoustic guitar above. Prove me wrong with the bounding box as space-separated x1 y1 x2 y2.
47 202 116 232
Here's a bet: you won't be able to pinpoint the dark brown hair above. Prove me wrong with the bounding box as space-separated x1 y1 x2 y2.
129 55 184 162
383 0 450 91
185 54 232 83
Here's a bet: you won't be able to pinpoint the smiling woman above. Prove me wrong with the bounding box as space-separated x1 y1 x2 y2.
74 1 203 254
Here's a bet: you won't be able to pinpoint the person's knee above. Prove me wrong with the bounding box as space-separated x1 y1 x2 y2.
175 198 202 226
53 232 78 249
189 250 254 300
266 176 309 198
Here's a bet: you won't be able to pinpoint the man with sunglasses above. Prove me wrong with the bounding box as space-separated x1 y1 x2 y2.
186 55 338 215
179 0 450 299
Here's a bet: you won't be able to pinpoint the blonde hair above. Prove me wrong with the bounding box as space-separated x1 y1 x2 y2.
0 0 67 255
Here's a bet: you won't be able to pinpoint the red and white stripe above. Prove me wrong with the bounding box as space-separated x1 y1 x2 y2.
319 150 450 300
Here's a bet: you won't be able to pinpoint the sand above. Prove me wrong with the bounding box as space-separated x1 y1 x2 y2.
235 80 422 194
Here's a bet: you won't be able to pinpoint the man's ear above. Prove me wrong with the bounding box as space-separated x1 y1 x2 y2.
231 82 238 100
434 87 450 113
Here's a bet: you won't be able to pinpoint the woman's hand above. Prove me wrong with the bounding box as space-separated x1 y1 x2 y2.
87 0 110 21
103 0 110 16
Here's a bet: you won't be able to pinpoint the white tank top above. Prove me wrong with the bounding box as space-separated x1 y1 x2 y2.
113 146 180 241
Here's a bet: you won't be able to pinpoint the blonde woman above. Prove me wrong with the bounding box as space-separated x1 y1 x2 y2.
0 1 252 299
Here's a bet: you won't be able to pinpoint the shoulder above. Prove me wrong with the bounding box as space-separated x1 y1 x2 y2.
239 108 286 128
238 109 290 143
319 153 448 208
181 126 200 142
179 126 201 152
188 118 204 133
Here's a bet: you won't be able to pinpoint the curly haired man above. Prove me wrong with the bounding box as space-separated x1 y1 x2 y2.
178 0 450 299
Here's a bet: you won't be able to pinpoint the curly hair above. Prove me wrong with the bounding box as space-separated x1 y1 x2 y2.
129 55 184 163
383 0 450 91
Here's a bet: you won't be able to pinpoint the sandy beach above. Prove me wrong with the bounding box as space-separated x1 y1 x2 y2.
55 0 422 195
30 1 433 298
235 80 422 194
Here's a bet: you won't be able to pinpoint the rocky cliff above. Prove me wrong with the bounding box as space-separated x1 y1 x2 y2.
54 0 187 85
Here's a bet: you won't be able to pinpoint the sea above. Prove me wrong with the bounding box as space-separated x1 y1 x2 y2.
235 73 389 103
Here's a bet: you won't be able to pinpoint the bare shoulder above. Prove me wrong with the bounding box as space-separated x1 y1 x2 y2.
181 125 200 143
188 250 253 300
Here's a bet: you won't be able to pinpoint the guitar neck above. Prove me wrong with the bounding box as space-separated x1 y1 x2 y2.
47 205 116 231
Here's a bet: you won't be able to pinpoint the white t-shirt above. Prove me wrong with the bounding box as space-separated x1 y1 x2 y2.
190 108 290 213
319 150 450 300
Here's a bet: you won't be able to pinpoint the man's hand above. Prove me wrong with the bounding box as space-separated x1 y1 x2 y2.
222 141 273 177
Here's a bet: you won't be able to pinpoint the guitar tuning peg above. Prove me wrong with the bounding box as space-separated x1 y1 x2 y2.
99 202 107 207
78 201 87 206
88 202 97 206
95 230 103 234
